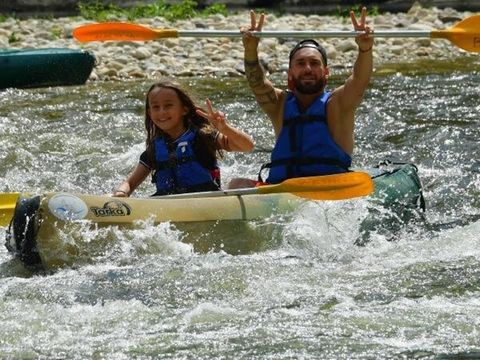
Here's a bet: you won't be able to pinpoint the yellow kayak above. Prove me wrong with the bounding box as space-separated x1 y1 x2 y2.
4 163 424 270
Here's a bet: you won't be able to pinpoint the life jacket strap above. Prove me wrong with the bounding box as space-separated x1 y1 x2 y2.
283 114 324 126
258 157 350 183
155 155 196 170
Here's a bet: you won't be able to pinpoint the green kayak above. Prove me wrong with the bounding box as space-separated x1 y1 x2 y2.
0 48 95 89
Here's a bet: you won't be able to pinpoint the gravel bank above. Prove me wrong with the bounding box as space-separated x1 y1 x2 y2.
1 3 477 82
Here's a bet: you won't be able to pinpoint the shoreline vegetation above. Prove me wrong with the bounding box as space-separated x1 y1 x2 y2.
1 1 479 84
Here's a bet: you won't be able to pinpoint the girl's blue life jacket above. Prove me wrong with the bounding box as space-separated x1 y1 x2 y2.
261 91 352 184
152 128 220 195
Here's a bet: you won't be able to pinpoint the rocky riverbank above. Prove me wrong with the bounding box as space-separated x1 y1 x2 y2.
1 2 478 83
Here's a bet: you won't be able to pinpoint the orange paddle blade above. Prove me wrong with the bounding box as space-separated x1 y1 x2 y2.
257 172 374 200
73 22 178 42
431 15 480 52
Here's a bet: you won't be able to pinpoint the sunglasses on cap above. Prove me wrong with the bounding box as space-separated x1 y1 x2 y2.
289 39 328 67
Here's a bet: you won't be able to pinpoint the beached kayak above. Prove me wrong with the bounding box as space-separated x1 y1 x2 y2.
4 163 424 270
0 48 95 89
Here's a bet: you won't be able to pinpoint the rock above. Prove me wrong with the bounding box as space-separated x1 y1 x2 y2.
414 38 432 48
219 59 239 68
127 69 146 78
336 39 358 53
390 45 405 55
98 67 118 78
132 47 152 60
105 60 125 71
325 45 338 62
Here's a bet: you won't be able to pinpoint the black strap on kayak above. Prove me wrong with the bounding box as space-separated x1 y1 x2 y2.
5 196 43 269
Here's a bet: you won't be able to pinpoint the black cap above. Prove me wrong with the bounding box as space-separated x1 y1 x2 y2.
289 39 327 67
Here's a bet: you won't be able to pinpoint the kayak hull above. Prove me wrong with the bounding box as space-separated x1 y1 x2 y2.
4 163 424 270
0 48 95 89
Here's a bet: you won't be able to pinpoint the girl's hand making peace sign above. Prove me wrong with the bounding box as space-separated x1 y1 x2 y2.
196 98 227 132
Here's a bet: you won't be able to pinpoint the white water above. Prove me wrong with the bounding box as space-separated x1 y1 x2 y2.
1 73 479 358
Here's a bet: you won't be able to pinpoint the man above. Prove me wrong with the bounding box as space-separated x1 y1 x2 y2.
229 8 373 188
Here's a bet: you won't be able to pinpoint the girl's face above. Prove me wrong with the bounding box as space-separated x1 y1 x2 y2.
147 87 189 139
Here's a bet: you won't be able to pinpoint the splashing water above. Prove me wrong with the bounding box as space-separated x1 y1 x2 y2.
0 68 479 358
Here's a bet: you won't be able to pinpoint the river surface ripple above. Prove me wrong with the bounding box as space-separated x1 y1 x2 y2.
0 70 479 359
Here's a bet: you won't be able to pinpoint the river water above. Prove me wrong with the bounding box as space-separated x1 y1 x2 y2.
0 60 479 358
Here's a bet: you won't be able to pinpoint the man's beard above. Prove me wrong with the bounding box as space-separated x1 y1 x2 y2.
293 76 326 94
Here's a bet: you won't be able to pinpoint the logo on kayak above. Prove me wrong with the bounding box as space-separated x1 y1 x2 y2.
48 194 89 221
90 201 132 217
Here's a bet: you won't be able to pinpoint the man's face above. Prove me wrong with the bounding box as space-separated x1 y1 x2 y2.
288 48 329 94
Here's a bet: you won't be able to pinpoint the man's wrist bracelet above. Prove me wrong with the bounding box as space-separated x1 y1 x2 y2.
244 59 260 66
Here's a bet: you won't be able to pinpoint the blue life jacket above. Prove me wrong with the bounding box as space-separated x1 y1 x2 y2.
153 129 220 195
263 91 352 184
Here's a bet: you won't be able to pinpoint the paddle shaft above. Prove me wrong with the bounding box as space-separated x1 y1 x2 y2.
154 172 374 201
176 30 433 38
154 187 264 199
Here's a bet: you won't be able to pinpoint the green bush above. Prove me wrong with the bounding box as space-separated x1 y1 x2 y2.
78 1 124 21
125 0 168 20
8 32 20 44
197 3 228 17
77 0 228 22
335 4 380 18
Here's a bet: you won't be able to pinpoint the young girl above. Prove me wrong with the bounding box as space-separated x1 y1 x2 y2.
113 81 254 197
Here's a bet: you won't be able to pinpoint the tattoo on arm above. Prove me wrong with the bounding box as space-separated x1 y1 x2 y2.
244 59 278 106
244 59 265 88
255 89 277 105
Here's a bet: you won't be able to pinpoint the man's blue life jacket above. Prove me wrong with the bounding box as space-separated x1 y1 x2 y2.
263 91 352 184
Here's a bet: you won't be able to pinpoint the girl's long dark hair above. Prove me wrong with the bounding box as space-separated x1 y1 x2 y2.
144 81 223 167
